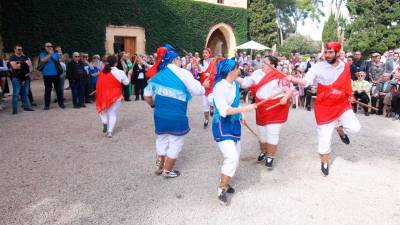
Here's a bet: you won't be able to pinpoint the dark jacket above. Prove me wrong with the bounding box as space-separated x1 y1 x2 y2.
67 60 87 81
350 59 367 81
132 63 147 80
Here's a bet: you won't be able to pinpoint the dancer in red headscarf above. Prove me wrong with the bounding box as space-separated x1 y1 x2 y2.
238 55 293 169
96 55 131 137
287 42 361 176
146 46 168 79
199 48 217 128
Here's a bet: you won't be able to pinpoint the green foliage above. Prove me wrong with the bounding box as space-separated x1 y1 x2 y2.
278 34 322 55
0 0 248 56
346 0 400 54
322 14 339 43
273 0 324 39
248 0 278 47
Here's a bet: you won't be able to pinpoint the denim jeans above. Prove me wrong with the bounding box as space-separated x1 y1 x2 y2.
70 80 85 107
12 77 30 112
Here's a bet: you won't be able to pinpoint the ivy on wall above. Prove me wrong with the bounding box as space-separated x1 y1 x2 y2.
0 0 248 57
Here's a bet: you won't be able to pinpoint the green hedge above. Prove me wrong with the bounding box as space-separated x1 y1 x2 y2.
1 0 248 57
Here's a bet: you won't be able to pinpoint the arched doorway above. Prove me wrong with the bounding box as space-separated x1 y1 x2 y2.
205 23 236 58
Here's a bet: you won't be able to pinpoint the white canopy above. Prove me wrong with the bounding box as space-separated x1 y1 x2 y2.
236 40 271 50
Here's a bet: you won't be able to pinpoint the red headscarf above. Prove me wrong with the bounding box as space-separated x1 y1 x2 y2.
146 46 168 79
325 42 342 53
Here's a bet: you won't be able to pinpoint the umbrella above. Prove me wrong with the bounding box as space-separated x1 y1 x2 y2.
236 40 271 56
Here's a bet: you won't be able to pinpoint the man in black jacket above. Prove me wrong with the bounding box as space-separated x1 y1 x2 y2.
350 51 367 81
67 52 87 108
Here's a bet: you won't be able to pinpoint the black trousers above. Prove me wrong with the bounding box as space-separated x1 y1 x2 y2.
305 86 315 108
43 76 63 107
134 79 146 99
371 95 385 114
123 84 130 101
353 92 370 112
391 94 400 114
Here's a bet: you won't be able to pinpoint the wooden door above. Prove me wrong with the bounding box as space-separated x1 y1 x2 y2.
124 37 136 55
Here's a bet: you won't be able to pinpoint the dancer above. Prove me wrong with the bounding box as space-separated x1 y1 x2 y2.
287 42 361 176
96 55 131 138
144 45 205 178
199 48 217 128
212 59 257 205
238 56 292 169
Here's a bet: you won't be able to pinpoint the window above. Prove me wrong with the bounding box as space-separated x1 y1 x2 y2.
217 0 224 4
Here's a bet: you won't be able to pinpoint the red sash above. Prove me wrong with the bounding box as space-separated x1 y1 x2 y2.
254 70 290 126
199 60 217 96
314 63 352 125
96 71 123 113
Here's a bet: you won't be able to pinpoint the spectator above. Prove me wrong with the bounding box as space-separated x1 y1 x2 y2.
241 63 250 78
368 53 385 83
117 52 131 101
390 81 400 120
339 50 347 63
385 50 394 73
9 44 34 114
371 73 391 115
88 55 101 102
350 51 368 81
132 56 147 101
186 55 200 79
59 54 67 101
0 53 10 110
392 52 399 73
67 52 87 108
39 42 65 110
352 71 371 116
383 82 397 117
53 46 65 103
251 54 263 70
347 55 353 66
305 55 317 73
81 53 93 104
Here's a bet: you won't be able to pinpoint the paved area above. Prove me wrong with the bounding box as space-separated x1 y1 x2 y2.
1 80 399 225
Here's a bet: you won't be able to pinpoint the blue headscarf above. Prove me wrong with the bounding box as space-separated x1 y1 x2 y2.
159 44 178 71
214 59 237 86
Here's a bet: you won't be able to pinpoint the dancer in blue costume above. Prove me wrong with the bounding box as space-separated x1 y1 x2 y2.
212 59 257 205
144 44 206 178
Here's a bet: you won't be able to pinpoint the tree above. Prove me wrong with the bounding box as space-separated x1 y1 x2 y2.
248 0 278 47
273 0 325 42
277 34 322 56
346 0 400 54
322 14 339 43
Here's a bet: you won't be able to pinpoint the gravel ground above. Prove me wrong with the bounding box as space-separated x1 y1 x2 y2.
0 80 399 225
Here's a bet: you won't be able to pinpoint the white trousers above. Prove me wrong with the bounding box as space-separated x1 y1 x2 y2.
202 94 213 112
218 140 241 177
156 134 185 159
99 100 122 133
317 109 361 154
257 124 283 145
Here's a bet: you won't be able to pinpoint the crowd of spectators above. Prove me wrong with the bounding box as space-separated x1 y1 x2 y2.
0 42 399 121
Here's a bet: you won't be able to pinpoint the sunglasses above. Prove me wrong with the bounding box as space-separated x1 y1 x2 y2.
73 56 80 58
45 45 53 48
16 48 23 51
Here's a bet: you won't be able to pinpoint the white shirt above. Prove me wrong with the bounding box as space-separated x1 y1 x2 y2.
144 64 205 97
199 59 211 73
138 64 144 79
213 79 237 118
305 61 345 87
241 69 285 99
111 67 129 85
